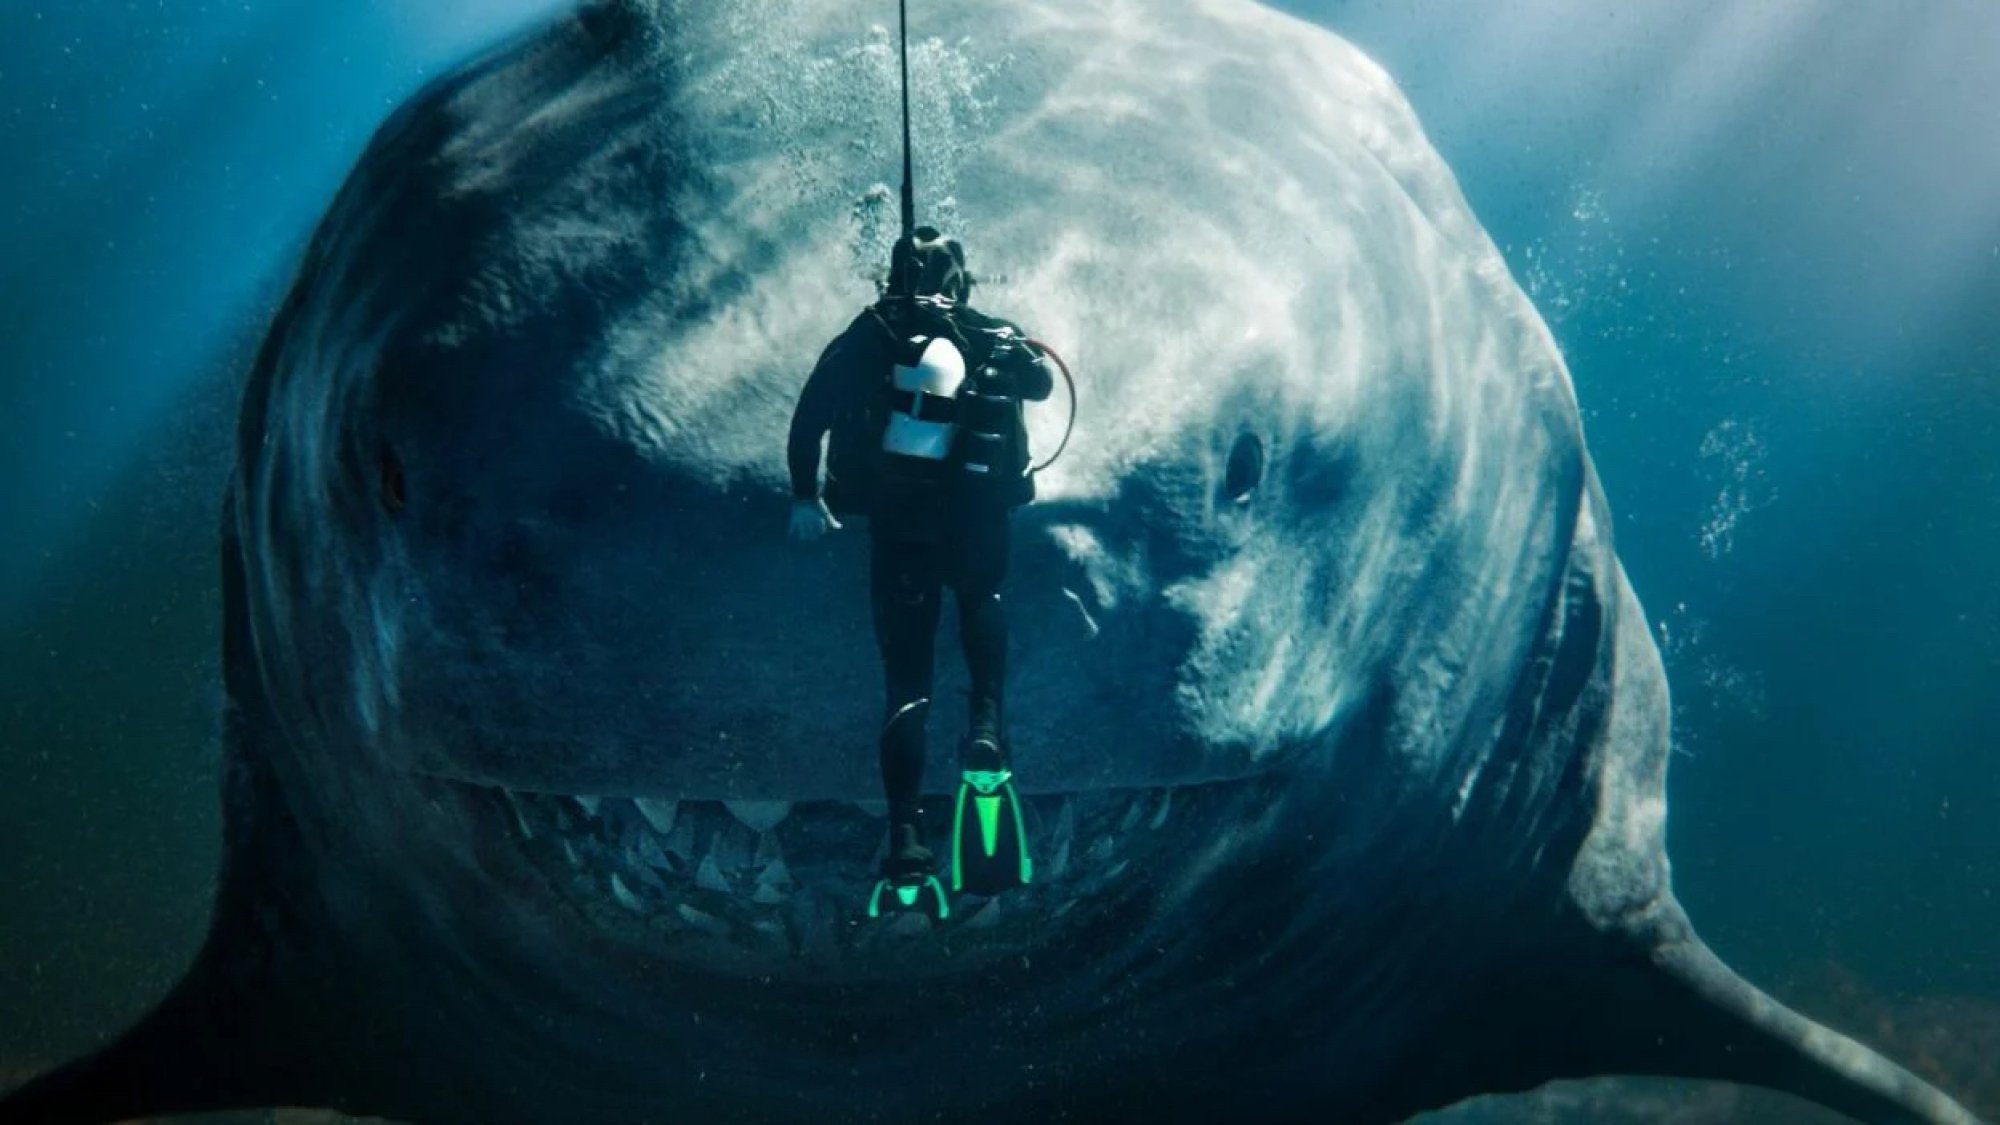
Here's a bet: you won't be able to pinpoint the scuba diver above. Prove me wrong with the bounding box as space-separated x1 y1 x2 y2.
786 227 1054 918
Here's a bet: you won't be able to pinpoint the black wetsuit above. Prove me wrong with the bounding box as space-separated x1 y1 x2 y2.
787 300 1054 829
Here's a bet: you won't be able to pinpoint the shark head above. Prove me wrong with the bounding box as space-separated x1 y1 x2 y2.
230 0 1591 988
1 3 1980 1125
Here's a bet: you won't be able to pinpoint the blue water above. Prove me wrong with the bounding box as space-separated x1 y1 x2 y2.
1308 0 2000 997
2 1 1995 1119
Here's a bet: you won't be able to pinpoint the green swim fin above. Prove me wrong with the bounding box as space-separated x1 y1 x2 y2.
950 739 1032 896
867 873 950 920
868 823 949 920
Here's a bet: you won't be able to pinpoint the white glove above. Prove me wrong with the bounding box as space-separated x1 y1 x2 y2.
787 498 842 542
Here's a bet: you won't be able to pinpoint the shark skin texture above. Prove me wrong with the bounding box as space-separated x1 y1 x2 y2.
1 2 1982 1123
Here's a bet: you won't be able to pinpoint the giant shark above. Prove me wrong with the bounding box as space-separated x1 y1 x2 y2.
1 1 1982 1122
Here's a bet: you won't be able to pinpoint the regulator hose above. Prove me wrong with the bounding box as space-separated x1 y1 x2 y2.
1025 338 1077 475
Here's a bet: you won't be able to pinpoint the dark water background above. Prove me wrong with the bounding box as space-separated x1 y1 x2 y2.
3 2 1995 1120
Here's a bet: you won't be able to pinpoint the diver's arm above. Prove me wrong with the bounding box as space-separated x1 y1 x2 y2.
786 370 835 501
786 321 868 501
788 497 839 541
785 367 845 539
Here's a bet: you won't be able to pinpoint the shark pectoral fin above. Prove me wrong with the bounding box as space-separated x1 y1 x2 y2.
0 780 327 1125
1344 892 1984 1120
1376 901 1983 1125
1624 933 1983 1125
0 927 329 1125
1 502 346 1125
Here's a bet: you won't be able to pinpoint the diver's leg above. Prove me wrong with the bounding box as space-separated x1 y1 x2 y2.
959 591 1007 743
953 510 1012 747
870 536 943 850
946 511 1033 894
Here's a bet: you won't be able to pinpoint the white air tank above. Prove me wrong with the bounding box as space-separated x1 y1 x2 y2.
882 336 967 461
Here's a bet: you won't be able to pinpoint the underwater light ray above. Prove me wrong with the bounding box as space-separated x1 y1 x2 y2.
1290 0 2000 388
0 6 360 623
0 6 293 298
1589 1 1817 219
0 4 265 213
0 1 576 623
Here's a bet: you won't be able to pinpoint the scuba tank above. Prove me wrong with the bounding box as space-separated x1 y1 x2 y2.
957 377 1017 476
868 315 969 542
883 335 967 461
955 340 1036 505
862 299 1060 518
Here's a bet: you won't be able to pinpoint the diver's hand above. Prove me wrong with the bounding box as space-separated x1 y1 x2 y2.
788 498 842 542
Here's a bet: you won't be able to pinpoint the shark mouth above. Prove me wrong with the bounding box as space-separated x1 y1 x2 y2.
462 781 1245 975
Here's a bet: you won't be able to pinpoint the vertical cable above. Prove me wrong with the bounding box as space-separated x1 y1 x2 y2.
898 0 915 239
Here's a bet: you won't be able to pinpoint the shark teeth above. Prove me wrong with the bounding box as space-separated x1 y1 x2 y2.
752 833 796 905
483 780 1237 946
676 903 732 936
609 872 645 913
633 797 678 835
1043 798 1078 880
723 800 791 833
695 853 733 895
965 898 1003 929
1119 796 1145 834
626 826 674 873
503 791 535 839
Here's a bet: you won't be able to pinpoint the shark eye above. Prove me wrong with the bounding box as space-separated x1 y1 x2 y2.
1222 432 1264 503
379 447 407 515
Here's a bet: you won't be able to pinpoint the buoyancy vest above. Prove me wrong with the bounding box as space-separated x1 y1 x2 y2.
829 296 1038 533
